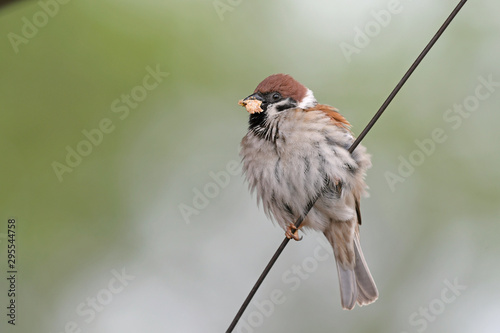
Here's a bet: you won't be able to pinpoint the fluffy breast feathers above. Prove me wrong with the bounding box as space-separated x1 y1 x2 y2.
240 104 371 232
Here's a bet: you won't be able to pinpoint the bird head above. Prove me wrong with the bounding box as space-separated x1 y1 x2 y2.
238 74 317 117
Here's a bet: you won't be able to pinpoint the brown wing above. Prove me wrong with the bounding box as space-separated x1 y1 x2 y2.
306 104 361 224
305 104 352 131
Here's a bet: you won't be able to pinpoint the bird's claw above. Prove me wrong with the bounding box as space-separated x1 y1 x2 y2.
286 223 303 241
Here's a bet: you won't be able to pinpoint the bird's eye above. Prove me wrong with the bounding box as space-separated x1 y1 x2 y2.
271 92 281 101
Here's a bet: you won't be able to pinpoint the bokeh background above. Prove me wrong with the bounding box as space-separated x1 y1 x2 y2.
1 0 499 332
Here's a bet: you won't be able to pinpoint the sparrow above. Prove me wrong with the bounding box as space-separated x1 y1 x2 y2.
238 74 378 309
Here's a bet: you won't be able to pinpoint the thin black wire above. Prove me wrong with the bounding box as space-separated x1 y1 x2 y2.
226 1 468 331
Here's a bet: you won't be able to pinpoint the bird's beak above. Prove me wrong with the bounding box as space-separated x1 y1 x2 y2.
238 93 264 114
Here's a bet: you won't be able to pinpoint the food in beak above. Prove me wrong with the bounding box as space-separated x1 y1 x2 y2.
238 99 263 114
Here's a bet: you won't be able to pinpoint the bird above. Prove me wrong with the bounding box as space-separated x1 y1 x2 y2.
238 73 378 310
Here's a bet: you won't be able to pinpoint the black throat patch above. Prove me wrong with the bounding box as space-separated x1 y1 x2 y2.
248 112 268 138
247 95 296 141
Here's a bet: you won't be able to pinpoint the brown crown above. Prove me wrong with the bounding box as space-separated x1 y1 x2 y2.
254 74 308 102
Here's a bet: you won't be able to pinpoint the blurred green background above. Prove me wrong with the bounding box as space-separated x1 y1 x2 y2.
1 0 499 332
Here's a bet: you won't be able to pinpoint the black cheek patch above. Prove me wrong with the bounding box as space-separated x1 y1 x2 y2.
276 98 297 112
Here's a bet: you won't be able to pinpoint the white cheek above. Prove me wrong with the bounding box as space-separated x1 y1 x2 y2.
297 89 317 109
266 105 279 118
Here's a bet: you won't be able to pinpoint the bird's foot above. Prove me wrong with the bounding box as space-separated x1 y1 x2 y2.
286 223 303 241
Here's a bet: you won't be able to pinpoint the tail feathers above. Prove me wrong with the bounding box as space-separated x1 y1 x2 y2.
336 260 358 310
334 237 378 310
353 237 378 306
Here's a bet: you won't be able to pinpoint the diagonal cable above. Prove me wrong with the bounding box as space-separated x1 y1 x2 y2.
226 1 468 331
